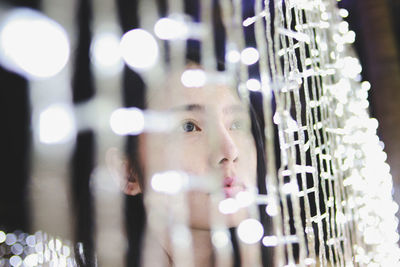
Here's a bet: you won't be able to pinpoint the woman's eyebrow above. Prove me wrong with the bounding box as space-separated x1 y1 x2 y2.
223 104 247 114
169 104 205 112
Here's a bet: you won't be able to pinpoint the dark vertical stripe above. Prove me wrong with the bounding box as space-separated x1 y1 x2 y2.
71 0 96 265
72 0 95 103
0 67 31 233
229 227 242 267
71 131 96 266
116 1 147 266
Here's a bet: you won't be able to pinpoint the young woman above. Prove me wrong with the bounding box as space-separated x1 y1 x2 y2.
107 65 268 266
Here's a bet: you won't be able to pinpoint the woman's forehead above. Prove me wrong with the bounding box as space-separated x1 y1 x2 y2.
148 82 243 111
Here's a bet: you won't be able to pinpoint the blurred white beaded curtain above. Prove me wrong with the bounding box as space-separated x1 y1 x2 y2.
244 0 400 267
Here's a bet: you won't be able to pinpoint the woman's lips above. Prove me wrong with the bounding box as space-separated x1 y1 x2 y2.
223 176 244 198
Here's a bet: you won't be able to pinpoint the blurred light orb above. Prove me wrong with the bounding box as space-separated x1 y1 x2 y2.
39 104 75 144
120 29 158 70
91 31 123 73
151 171 188 195
361 81 371 91
181 69 206 87
218 198 239 214
246 79 261 92
110 107 144 135
237 219 264 244
5 233 17 246
266 202 279 216
0 231 6 243
339 8 349 18
9 255 22 267
226 50 241 63
0 8 70 78
24 254 38 266
154 17 188 40
241 47 259 65
211 231 229 248
262 235 278 246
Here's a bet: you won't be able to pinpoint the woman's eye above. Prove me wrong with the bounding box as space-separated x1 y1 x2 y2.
182 121 200 132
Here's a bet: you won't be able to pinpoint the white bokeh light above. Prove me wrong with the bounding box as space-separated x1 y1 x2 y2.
154 17 188 40
246 79 261 92
237 219 264 244
226 50 241 63
151 171 188 195
91 31 123 74
120 29 158 70
39 104 76 144
211 231 229 248
181 69 206 87
218 198 239 214
241 47 259 65
24 254 39 266
0 8 70 78
110 107 144 135
262 235 279 247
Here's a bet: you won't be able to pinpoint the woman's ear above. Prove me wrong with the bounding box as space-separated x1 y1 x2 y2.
105 147 142 196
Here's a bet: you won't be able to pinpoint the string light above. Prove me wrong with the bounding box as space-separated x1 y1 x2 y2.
39 104 76 144
120 29 158 70
237 219 264 244
0 8 70 78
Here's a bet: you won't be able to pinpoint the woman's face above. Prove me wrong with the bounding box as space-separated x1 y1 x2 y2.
141 72 257 229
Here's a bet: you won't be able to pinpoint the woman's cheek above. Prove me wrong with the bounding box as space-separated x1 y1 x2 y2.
180 137 210 175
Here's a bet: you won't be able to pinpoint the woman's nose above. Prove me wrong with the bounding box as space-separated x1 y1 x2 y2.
216 127 239 165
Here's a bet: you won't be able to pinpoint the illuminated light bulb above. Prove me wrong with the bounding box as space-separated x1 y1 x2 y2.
305 58 312 66
246 78 261 92
241 47 259 65
304 258 316 265
0 231 5 243
345 31 356 44
341 57 362 79
266 202 278 216
9 255 22 267
211 231 229 248
0 8 70 78
154 17 188 40
39 104 76 144
181 69 206 87
237 219 264 244
24 254 39 266
110 107 144 135
26 235 35 247
339 8 349 18
282 182 299 194
219 198 239 214
91 31 123 74
262 235 278 246
63 245 71 257
151 170 188 194
120 29 158 70
226 49 241 63
338 21 349 34
361 81 371 91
